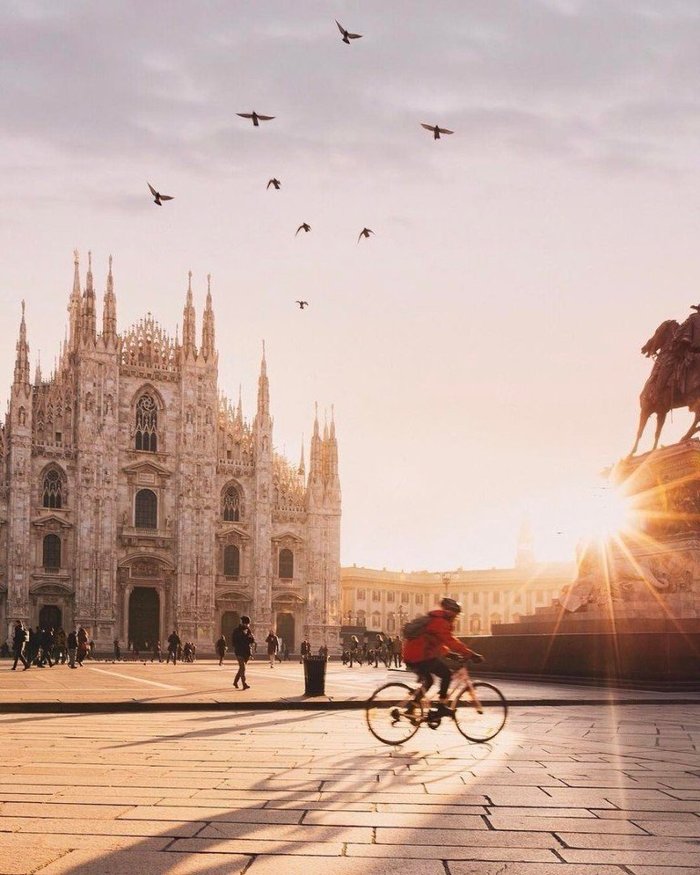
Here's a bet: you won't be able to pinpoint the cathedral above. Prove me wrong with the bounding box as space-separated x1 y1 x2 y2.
0 253 342 654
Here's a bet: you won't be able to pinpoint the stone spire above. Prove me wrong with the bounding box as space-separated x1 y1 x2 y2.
256 341 270 418
328 404 338 481
200 273 216 361
68 249 82 352
102 254 117 342
298 436 306 478
182 271 197 360
236 384 243 423
14 301 30 386
309 402 322 484
81 250 97 344
34 351 42 386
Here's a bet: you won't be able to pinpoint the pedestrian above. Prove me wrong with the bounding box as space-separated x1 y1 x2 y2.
215 634 227 666
319 643 329 661
113 638 121 661
11 621 29 670
54 627 67 664
231 615 255 689
166 630 180 664
67 629 78 668
393 635 402 667
76 626 88 666
88 638 95 660
29 626 41 666
152 640 162 663
265 629 279 668
281 639 289 661
299 638 311 664
349 635 361 668
40 627 55 667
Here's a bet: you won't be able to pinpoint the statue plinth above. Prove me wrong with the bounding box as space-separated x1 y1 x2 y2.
497 442 700 636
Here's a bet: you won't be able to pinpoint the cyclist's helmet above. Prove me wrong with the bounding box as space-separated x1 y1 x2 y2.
440 597 462 615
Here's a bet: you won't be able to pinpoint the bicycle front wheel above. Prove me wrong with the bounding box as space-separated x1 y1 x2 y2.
365 682 423 745
454 681 508 742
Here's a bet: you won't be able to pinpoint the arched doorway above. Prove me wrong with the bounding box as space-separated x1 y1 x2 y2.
276 612 295 653
221 610 240 646
128 587 160 650
39 605 61 631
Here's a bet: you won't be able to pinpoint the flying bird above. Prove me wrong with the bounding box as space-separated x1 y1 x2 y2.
147 182 174 206
296 300 309 309
237 111 275 127
336 20 362 44
267 178 281 190
357 227 374 243
296 223 311 236
421 123 454 140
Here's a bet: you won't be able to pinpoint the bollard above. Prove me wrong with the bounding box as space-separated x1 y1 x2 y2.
303 654 327 696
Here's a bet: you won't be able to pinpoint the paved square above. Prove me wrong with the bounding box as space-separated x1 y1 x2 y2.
0 699 697 873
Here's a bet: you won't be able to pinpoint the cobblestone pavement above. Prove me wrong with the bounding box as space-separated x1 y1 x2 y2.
0 703 698 873
1 658 696 707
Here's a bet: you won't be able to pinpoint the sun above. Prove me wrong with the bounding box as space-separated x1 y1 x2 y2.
584 485 636 541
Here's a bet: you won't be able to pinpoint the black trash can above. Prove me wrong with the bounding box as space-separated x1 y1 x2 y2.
303 655 327 696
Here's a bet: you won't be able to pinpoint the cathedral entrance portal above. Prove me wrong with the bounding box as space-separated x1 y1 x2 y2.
39 605 61 631
128 587 160 650
276 612 295 653
221 611 240 645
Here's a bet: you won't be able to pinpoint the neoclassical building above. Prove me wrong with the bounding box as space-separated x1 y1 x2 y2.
0 253 341 653
341 530 575 638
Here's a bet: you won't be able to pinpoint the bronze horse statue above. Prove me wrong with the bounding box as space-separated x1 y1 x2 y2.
631 318 700 455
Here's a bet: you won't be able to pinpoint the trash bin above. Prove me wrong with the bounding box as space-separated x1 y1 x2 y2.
303 654 327 696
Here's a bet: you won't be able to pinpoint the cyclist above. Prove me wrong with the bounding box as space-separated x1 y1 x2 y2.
402 597 483 717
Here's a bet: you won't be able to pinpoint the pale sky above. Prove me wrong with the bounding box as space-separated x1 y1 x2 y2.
2 1 700 571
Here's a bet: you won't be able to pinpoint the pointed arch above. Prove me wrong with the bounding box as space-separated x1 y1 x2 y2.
41 465 67 509
221 481 244 522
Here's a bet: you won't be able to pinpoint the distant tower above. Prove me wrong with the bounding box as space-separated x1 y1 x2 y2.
515 516 535 568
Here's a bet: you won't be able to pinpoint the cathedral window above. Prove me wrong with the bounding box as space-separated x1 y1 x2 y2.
134 489 157 529
42 469 64 509
222 485 241 521
135 394 158 452
223 544 240 578
42 534 61 570
278 548 294 579
401 592 409 604
386 591 395 603
371 611 381 628
415 594 423 605
372 590 381 602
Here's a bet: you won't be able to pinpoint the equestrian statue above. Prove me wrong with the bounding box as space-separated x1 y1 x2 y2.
631 304 700 455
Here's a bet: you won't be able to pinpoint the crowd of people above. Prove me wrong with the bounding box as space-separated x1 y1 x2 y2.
10 620 93 669
342 632 403 668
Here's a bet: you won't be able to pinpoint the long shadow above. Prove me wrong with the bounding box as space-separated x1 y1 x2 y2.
1 708 511 874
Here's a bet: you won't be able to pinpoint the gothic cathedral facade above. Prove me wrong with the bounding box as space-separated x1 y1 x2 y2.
0 253 342 653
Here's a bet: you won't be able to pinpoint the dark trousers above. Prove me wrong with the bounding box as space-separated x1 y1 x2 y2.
410 658 452 699
12 647 28 670
166 648 177 664
234 656 249 685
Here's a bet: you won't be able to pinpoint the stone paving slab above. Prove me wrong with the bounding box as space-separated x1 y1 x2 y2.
0 703 696 874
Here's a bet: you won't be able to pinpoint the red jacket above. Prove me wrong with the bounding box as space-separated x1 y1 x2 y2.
402 610 476 663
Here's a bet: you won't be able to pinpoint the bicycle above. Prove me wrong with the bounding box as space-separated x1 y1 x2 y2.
365 656 508 745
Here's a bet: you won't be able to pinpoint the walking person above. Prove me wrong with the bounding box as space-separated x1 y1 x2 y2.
54 628 67 664
166 631 180 664
215 634 227 666
113 638 121 661
152 640 162 663
265 629 279 668
231 616 255 689
349 635 360 668
299 638 311 664
11 621 29 670
40 627 55 667
76 626 88 666
393 635 402 667
67 629 78 668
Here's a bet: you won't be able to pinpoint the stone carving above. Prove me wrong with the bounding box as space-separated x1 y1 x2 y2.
130 558 161 578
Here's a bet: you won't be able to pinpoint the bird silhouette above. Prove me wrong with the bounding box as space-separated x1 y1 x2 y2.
237 111 275 127
296 223 311 236
296 300 309 309
267 178 281 190
147 182 174 206
421 123 454 140
336 20 362 44
357 227 374 243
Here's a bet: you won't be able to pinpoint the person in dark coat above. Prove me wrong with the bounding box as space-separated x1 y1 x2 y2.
231 616 255 689
67 630 78 668
215 634 227 666
11 621 29 670
299 638 311 664
166 630 180 664
76 626 88 666
265 630 279 668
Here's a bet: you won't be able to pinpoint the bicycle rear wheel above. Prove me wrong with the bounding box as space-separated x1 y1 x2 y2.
454 681 508 742
365 682 424 745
